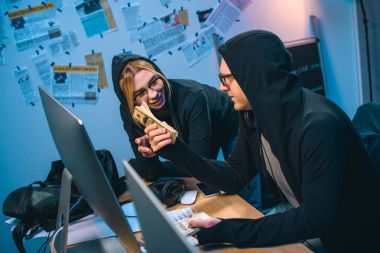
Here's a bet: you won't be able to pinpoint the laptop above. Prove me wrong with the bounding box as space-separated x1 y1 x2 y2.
123 160 201 253
39 87 141 253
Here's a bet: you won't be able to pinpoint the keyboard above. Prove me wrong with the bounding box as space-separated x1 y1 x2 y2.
166 207 195 222
166 207 200 245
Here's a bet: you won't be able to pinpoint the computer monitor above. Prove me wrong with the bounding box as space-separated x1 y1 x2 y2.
38 86 141 253
123 160 201 253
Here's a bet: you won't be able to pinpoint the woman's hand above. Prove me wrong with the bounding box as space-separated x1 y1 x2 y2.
145 123 173 152
135 135 156 158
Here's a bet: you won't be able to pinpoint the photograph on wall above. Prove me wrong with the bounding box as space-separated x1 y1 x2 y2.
137 11 186 58
51 65 99 103
196 8 213 28
7 2 62 52
74 0 117 38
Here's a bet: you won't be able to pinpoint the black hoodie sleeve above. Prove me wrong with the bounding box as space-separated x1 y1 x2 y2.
158 125 256 193
196 115 348 247
184 91 213 157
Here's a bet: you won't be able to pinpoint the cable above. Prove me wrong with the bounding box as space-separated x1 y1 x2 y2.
359 0 373 101
38 195 85 252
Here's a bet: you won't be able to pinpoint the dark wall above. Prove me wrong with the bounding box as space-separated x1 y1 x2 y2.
357 0 380 102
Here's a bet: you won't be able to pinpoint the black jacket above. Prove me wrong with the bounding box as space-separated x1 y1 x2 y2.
112 54 238 179
158 30 380 252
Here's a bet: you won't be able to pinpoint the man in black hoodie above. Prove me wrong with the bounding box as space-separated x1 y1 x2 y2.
144 30 380 253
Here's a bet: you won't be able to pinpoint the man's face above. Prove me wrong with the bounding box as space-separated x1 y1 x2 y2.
219 58 252 111
133 70 166 109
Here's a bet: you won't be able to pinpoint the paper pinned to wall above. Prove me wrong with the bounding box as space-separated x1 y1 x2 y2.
178 9 189 27
85 52 108 89
0 8 9 44
31 51 51 89
137 11 186 58
181 27 216 66
74 0 117 38
121 2 143 42
51 65 99 103
0 50 5 65
206 0 251 34
46 30 79 56
7 2 62 52
14 66 38 106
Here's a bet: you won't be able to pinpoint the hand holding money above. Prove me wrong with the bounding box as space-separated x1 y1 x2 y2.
176 212 211 236
133 102 178 144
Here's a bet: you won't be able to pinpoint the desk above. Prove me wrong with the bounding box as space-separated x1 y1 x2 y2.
170 194 311 253
121 179 312 253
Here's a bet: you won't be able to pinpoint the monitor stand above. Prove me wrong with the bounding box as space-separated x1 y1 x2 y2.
51 168 130 253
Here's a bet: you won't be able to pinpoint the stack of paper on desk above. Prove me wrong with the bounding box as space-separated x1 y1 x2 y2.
4 202 141 246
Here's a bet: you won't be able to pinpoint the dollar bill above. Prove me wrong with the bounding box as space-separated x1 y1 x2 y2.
133 102 178 143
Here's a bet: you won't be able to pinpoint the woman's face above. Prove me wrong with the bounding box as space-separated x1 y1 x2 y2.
133 70 166 109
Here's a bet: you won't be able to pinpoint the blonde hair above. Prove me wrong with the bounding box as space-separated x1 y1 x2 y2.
119 60 171 116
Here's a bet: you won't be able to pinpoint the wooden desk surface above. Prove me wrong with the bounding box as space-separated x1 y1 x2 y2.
121 179 312 253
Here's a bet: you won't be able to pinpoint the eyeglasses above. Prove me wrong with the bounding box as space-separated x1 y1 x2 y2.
218 73 234 87
133 75 164 103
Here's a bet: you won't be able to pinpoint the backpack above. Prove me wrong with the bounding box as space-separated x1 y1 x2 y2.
2 149 127 253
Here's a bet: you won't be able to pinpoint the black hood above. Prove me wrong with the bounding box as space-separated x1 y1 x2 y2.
111 53 164 107
218 30 303 139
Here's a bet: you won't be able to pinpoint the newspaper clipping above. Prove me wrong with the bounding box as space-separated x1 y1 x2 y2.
74 0 117 38
137 11 186 58
14 66 38 105
51 65 99 103
7 2 62 52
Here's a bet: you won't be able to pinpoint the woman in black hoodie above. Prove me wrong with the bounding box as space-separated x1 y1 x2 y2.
144 30 380 253
111 54 241 180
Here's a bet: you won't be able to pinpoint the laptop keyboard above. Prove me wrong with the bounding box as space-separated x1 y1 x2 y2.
167 207 195 222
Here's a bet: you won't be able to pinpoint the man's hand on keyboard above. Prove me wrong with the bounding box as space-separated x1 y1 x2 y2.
188 213 221 229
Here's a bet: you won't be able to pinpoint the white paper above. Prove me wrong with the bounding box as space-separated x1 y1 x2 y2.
31 202 141 246
46 30 79 56
51 65 99 104
0 8 9 43
31 51 51 89
121 2 143 42
137 11 186 58
7 2 62 52
14 66 38 105
0 50 5 65
181 27 216 66
206 0 251 34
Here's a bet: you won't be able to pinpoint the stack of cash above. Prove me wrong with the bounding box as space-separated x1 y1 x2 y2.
133 102 178 143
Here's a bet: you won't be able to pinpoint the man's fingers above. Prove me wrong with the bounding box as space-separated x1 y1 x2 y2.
188 217 221 229
152 132 171 144
152 138 172 152
188 219 205 228
144 123 157 134
138 146 152 153
148 127 167 139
